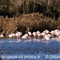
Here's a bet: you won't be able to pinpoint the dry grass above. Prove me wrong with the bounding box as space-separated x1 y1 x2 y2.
0 13 59 37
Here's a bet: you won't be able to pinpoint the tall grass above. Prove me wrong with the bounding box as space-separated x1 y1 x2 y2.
0 13 60 37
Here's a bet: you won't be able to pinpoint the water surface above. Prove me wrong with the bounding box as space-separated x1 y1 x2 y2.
0 38 60 60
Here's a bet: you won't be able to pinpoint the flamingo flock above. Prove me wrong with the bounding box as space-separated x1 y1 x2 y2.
0 29 60 41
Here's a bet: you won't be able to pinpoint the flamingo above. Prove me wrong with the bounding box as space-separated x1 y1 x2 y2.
50 30 54 35
8 34 13 38
28 32 32 36
0 34 4 38
15 31 22 40
58 35 60 40
12 33 16 37
44 34 50 41
32 32 36 39
21 34 31 39
41 32 45 38
8 32 15 39
54 29 59 32
54 30 60 36
36 31 41 39
28 31 32 38
44 29 49 34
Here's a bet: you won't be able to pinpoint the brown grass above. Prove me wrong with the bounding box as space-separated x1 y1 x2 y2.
0 13 60 37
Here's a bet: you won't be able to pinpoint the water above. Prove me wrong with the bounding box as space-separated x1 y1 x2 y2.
0 38 60 60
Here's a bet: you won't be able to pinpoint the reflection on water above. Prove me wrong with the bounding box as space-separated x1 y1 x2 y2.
0 38 60 60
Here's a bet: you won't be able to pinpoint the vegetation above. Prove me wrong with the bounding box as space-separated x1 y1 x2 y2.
0 13 60 37
0 0 60 19
0 0 60 37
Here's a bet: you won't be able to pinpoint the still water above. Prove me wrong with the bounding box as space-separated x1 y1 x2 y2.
0 38 60 60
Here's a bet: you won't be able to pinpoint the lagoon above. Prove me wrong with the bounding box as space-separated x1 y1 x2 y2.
0 38 60 60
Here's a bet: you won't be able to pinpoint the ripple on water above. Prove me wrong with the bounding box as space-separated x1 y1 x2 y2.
0 39 60 60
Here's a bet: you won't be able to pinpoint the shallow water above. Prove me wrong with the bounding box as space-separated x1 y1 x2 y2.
0 38 60 60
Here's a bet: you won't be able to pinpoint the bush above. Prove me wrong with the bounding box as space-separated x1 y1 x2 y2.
0 13 60 37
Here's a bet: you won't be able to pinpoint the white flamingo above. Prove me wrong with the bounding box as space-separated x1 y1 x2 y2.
8 34 13 38
32 32 36 39
44 29 49 34
41 32 45 38
36 31 41 39
54 29 60 37
0 34 4 38
15 32 22 40
58 35 60 40
50 30 54 35
28 32 32 35
8 32 15 39
44 34 50 41
21 34 31 39
27 28 32 36
12 33 16 37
